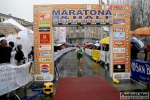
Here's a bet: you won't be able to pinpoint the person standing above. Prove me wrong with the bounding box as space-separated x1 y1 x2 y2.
0 39 11 63
15 44 24 66
28 46 34 61
75 45 84 72
9 41 17 65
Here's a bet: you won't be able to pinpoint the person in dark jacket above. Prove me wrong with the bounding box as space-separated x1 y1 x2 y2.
15 44 24 66
0 39 11 63
28 46 34 61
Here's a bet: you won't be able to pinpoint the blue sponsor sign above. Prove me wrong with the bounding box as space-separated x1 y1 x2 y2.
39 52 51 56
114 32 125 40
53 16 59 22
113 19 125 24
131 60 150 82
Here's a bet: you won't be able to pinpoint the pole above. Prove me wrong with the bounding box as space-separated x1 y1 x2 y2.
107 0 110 4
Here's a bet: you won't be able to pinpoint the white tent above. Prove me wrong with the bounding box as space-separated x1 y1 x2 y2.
1 18 34 63
2 18 26 31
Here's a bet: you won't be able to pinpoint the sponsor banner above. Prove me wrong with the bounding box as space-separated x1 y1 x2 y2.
39 58 51 62
39 21 50 26
39 52 51 56
53 16 59 23
0 62 33 96
131 60 150 82
113 73 130 79
92 50 100 61
39 45 51 50
113 5 124 11
40 34 50 44
87 5 91 9
114 54 125 59
38 9 50 12
114 41 125 47
114 64 125 72
35 75 53 81
102 5 112 10
59 27 66 43
113 48 125 53
39 14 50 20
113 14 124 18
113 19 125 24
114 59 125 63
113 28 124 32
39 27 50 32
114 32 125 40
40 64 50 74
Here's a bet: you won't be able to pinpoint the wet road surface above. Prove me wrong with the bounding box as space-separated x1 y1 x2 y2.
26 51 147 100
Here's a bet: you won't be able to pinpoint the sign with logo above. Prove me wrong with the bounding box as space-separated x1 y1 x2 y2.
113 14 124 18
53 16 59 22
39 21 50 26
35 75 44 80
114 41 124 47
113 6 124 11
114 60 125 63
39 58 51 62
81 4 84 8
40 64 49 74
40 34 50 44
35 75 52 81
114 54 125 58
114 64 125 72
113 28 124 32
87 5 91 9
102 5 112 10
39 27 50 32
131 60 150 82
114 19 125 24
114 32 125 40
39 14 50 20
113 73 130 79
113 48 125 53
39 52 51 56
39 45 51 50
38 9 50 12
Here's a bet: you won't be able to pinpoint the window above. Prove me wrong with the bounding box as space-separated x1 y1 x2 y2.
0 18 1 22
3 18 5 21
77 26 78 29
82 27 84 29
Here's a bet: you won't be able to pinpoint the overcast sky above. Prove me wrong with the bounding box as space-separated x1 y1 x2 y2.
0 0 109 22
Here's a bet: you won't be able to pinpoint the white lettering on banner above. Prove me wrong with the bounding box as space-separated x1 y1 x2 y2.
131 62 146 74
0 63 33 96
145 64 150 75
113 48 125 53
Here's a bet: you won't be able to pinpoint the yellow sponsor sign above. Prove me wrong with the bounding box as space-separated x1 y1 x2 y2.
92 50 100 61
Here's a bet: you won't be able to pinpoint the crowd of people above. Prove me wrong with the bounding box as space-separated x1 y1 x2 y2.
0 39 34 65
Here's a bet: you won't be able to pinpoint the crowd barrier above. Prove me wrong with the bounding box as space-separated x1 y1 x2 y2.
85 48 109 65
0 47 72 96
54 47 72 61
131 59 150 82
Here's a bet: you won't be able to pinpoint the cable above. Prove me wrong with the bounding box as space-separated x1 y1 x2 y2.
23 84 44 100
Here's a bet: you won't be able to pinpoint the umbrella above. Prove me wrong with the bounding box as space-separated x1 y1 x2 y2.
0 23 21 35
131 37 144 51
100 37 109 44
94 43 100 46
132 27 150 36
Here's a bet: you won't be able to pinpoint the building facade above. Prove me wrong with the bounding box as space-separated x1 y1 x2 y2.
0 13 32 30
66 26 108 45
